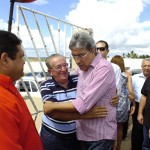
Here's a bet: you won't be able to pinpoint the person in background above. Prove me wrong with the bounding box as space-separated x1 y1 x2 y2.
0 30 43 150
96 40 122 99
122 69 133 141
110 55 135 150
138 76 150 150
131 58 150 150
40 54 108 150
44 32 117 150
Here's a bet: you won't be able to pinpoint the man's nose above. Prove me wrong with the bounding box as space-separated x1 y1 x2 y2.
74 57 81 64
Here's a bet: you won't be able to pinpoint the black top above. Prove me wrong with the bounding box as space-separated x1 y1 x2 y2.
141 76 150 128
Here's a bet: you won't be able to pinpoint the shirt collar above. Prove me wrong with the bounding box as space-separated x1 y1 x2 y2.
52 74 72 88
138 72 146 79
90 53 103 67
0 74 14 89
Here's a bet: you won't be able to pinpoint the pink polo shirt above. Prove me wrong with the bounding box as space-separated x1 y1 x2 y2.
72 53 117 141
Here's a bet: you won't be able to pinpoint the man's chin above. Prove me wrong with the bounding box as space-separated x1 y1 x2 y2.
79 66 87 71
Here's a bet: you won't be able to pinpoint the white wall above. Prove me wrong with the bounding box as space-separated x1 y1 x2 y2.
108 58 143 70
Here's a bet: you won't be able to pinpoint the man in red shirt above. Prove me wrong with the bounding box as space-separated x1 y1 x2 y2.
0 30 43 150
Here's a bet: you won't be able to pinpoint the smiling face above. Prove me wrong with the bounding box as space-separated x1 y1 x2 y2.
142 59 150 77
48 56 69 84
71 48 95 71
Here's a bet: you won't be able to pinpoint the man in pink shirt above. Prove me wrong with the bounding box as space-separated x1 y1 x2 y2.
44 32 117 150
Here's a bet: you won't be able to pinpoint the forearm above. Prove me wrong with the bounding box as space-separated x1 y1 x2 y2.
48 111 81 121
49 111 97 121
128 92 135 101
127 76 135 101
47 106 108 121
44 101 78 114
138 95 146 115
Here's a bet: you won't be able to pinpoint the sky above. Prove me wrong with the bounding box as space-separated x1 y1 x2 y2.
0 0 150 58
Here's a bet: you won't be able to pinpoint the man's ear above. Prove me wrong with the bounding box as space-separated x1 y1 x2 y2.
48 69 52 76
0 52 10 67
107 50 109 54
92 47 96 53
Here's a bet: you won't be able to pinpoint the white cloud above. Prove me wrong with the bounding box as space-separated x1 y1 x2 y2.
1 0 150 58
142 0 150 4
0 19 8 30
66 0 150 56
33 0 49 5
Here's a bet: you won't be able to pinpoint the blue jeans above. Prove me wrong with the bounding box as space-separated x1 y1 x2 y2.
80 139 114 150
40 125 81 150
142 125 150 150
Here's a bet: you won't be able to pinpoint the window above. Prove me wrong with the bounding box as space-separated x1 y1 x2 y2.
31 81 38 92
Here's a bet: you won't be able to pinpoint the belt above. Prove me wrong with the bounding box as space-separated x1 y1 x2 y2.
43 125 76 139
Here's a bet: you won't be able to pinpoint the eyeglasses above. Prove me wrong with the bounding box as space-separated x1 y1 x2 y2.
96 47 107 51
51 63 68 71
72 50 91 59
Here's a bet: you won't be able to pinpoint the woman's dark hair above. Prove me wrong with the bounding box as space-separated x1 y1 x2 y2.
0 30 22 60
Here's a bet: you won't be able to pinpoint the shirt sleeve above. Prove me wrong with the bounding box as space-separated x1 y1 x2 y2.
141 77 150 96
112 63 122 96
40 81 57 102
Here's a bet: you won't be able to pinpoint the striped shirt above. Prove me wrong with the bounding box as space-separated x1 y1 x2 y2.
40 75 78 134
72 53 117 141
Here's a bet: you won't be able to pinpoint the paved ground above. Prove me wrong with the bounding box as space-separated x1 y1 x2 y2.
121 116 132 150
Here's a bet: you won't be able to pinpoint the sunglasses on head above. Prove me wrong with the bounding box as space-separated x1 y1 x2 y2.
96 47 107 51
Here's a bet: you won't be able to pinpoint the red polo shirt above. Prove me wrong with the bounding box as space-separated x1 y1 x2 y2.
0 74 43 150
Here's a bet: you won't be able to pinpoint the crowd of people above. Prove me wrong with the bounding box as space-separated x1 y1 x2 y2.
0 30 150 150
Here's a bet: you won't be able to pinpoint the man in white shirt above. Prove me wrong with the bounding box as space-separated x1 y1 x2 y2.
96 40 121 95
131 58 150 150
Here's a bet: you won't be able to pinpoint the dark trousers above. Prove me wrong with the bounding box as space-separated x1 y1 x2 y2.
131 102 143 150
80 139 114 150
40 125 81 150
143 125 150 150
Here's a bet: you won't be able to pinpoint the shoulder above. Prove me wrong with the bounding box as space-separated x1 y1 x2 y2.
145 76 150 83
40 78 55 87
111 62 121 74
111 63 121 71
111 62 119 68
68 74 78 83
132 73 142 79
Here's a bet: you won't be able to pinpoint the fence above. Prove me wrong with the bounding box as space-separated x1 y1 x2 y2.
16 5 92 128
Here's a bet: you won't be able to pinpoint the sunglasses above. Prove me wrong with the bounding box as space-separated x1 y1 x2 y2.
96 47 107 51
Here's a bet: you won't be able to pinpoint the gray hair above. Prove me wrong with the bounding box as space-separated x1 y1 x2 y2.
142 58 150 66
45 54 65 69
69 32 96 51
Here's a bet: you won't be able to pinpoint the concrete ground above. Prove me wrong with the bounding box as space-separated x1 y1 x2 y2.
121 116 132 150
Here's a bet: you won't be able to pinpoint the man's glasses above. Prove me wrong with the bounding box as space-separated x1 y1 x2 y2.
51 63 68 71
96 47 107 51
72 50 91 59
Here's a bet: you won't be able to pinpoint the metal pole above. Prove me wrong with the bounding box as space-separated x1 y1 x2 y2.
8 0 15 32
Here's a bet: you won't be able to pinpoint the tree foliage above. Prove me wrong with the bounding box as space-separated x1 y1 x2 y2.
124 51 150 58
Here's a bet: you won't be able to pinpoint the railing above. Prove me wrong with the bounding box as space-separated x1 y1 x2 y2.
16 5 92 125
